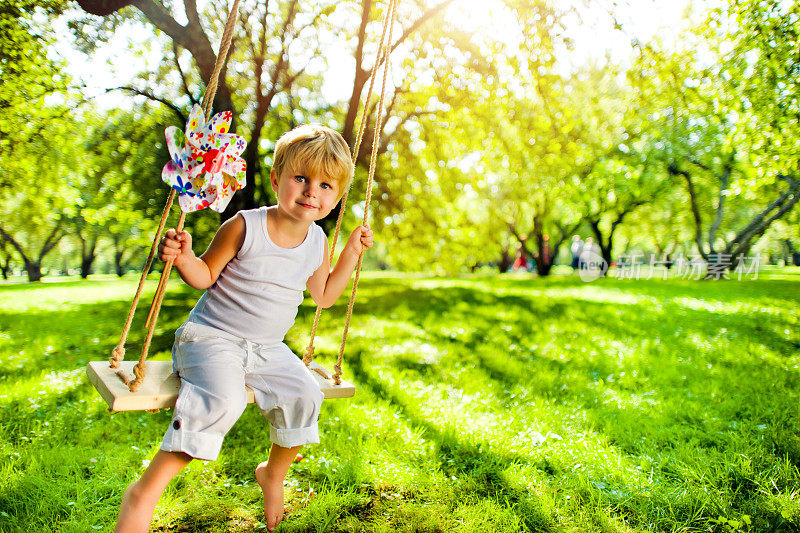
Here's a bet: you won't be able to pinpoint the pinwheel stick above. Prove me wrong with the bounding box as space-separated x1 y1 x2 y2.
116 0 241 393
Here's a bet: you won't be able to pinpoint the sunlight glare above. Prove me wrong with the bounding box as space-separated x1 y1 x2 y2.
445 0 523 48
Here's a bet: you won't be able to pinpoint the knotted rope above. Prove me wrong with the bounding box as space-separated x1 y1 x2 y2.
112 0 242 392
303 0 399 385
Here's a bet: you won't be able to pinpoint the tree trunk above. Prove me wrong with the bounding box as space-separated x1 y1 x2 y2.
0 224 62 283
0 241 9 280
588 219 613 271
787 239 800 266
529 214 562 277
720 175 800 260
498 246 513 273
668 163 708 260
80 237 97 279
80 255 95 279
114 249 126 277
342 0 373 148
25 260 43 282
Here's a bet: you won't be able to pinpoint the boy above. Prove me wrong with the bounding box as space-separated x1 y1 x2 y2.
116 125 373 533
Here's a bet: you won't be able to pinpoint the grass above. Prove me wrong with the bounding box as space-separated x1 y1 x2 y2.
0 270 799 532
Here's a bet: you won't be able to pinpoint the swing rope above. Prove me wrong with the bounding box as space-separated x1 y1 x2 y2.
110 0 242 392
303 0 399 384
302 0 396 371
110 0 395 392
109 191 174 368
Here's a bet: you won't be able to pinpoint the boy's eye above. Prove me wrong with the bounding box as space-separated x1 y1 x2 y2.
321 182 332 189
294 175 306 182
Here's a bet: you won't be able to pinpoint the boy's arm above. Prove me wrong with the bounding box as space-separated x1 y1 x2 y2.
306 225 373 308
160 214 245 290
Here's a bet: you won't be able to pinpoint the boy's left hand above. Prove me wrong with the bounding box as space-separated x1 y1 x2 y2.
345 224 374 256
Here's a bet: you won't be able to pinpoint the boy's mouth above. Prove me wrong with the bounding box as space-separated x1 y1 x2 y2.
297 202 317 209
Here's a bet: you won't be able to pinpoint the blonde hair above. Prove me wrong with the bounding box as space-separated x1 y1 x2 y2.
272 124 354 200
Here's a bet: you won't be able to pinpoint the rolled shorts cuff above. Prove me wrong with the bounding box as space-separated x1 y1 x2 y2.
269 424 320 448
161 425 224 461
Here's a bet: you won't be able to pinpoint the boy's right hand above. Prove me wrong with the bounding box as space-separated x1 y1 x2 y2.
158 228 193 267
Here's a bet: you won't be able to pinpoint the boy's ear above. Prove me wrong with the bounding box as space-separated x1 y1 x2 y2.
270 169 279 192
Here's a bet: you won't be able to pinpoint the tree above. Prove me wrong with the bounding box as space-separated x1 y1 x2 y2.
0 121 77 281
66 109 157 277
480 89 584 276
0 0 77 281
360 0 587 274
73 0 464 227
0 238 14 279
633 0 800 273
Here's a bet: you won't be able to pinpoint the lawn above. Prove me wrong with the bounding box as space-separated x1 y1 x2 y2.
0 271 798 532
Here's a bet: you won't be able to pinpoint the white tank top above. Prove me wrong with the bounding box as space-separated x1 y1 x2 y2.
188 206 326 345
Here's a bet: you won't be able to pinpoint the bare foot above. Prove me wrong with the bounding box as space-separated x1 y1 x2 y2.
255 461 285 531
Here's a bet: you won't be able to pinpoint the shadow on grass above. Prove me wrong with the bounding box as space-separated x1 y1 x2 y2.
0 290 200 382
3 276 799 531
300 279 800 530
311 348 558 532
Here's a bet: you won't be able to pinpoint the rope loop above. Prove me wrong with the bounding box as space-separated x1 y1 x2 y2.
302 345 315 365
129 362 146 392
109 346 125 368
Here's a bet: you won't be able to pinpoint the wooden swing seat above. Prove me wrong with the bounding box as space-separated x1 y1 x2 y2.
84 0 394 415
86 360 355 412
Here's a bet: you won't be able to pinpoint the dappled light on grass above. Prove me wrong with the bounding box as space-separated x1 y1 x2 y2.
1 273 799 531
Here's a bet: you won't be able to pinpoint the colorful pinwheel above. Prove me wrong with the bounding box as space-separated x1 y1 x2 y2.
162 104 247 213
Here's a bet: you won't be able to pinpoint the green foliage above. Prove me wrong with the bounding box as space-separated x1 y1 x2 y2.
0 0 79 279
67 107 181 276
1 272 799 531
627 0 800 262
722 0 800 174
0 0 67 143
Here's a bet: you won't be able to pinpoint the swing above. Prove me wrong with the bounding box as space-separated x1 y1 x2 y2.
86 0 399 412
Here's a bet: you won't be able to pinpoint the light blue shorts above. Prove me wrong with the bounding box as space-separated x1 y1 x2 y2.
160 321 324 461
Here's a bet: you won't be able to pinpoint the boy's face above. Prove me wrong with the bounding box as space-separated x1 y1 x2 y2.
271 165 340 222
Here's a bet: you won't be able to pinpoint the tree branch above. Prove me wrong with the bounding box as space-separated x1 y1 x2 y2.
708 152 735 253
507 222 535 261
262 0 298 105
669 162 707 260
609 200 646 237
688 157 711 172
172 42 199 105
389 0 457 56
727 175 800 257
344 0 455 146
132 0 220 97
39 222 64 262
251 0 270 102
108 86 186 123
0 226 30 264
132 0 191 49
354 0 371 74
184 0 201 28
